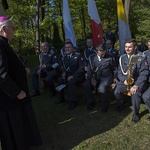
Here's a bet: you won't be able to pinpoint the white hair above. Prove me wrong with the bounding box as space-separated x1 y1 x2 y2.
0 19 11 31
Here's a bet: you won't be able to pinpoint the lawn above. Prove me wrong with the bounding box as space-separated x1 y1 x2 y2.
3 55 150 150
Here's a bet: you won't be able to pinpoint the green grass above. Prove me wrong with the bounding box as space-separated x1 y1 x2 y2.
10 55 150 150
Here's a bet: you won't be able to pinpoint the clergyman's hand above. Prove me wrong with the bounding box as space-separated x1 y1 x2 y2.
17 90 26 100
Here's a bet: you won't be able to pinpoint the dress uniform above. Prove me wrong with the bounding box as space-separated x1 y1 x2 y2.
56 51 85 110
84 53 114 112
138 44 148 52
106 47 119 70
114 52 148 118
59 46 80 59
31 47 59 96
142 50 150 121
83 46 96 67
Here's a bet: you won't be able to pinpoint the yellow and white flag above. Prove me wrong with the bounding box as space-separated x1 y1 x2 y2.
117 0 131 55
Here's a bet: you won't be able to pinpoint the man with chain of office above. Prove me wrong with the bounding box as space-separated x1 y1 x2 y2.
113 38 149 123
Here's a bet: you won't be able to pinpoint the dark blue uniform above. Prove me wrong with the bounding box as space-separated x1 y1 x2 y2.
138 45 148 52
142 50 150 114
106 48 119 70
114 52 148 115
84 53 114 111
83 46 96 67
59 46 80 60
57 51 85 109
32 47 59 96
104 32 116 48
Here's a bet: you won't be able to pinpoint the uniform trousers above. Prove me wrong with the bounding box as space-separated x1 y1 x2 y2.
32 70 58 94
84 77 113 110
114 81 143 114
142 87 150 112
45 70 59 94
57 75 84 104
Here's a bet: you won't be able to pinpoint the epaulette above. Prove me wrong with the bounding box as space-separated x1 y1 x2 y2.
74 52 80 56
120 53 126 58
137 51 146 58
143 50 149 55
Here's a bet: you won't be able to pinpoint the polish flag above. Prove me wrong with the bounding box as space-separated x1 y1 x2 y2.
88 0 104 47
63 0 77 46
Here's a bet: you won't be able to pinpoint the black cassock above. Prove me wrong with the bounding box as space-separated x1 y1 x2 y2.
0 36 42 150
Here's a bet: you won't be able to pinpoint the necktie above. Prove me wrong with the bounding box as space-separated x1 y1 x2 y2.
68 55 71 61
107 50 111 53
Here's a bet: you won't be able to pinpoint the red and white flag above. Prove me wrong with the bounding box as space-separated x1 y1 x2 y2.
88 0 104 47
63 0 76 46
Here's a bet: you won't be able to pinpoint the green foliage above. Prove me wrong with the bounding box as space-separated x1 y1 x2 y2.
5 0 150 55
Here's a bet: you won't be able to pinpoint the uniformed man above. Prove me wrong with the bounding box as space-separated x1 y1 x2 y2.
114 39 148 123
83 38 96 78
83 44 114 112
103 26 117 48
142 43 150 121
83 38 96 67
105 39 119 70
31 42 59 97
137 39 148 52
59 38 80 60
55 42 85 110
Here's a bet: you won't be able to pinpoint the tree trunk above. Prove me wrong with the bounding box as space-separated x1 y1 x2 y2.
35 0 40 54
80 3 86 39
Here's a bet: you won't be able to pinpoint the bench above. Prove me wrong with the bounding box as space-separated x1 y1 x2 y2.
40 76 131 97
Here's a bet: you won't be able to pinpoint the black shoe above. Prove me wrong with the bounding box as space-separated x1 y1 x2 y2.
30 91 40 97
147 116 150 121
55 97 65 104
132 114 140 123
87 104 94 111
67 102 78 110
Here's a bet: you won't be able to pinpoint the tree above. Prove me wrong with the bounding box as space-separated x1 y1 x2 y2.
5 0 150 55
53 22 63 51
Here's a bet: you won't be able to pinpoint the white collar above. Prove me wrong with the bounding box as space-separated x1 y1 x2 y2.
97 55 101 61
